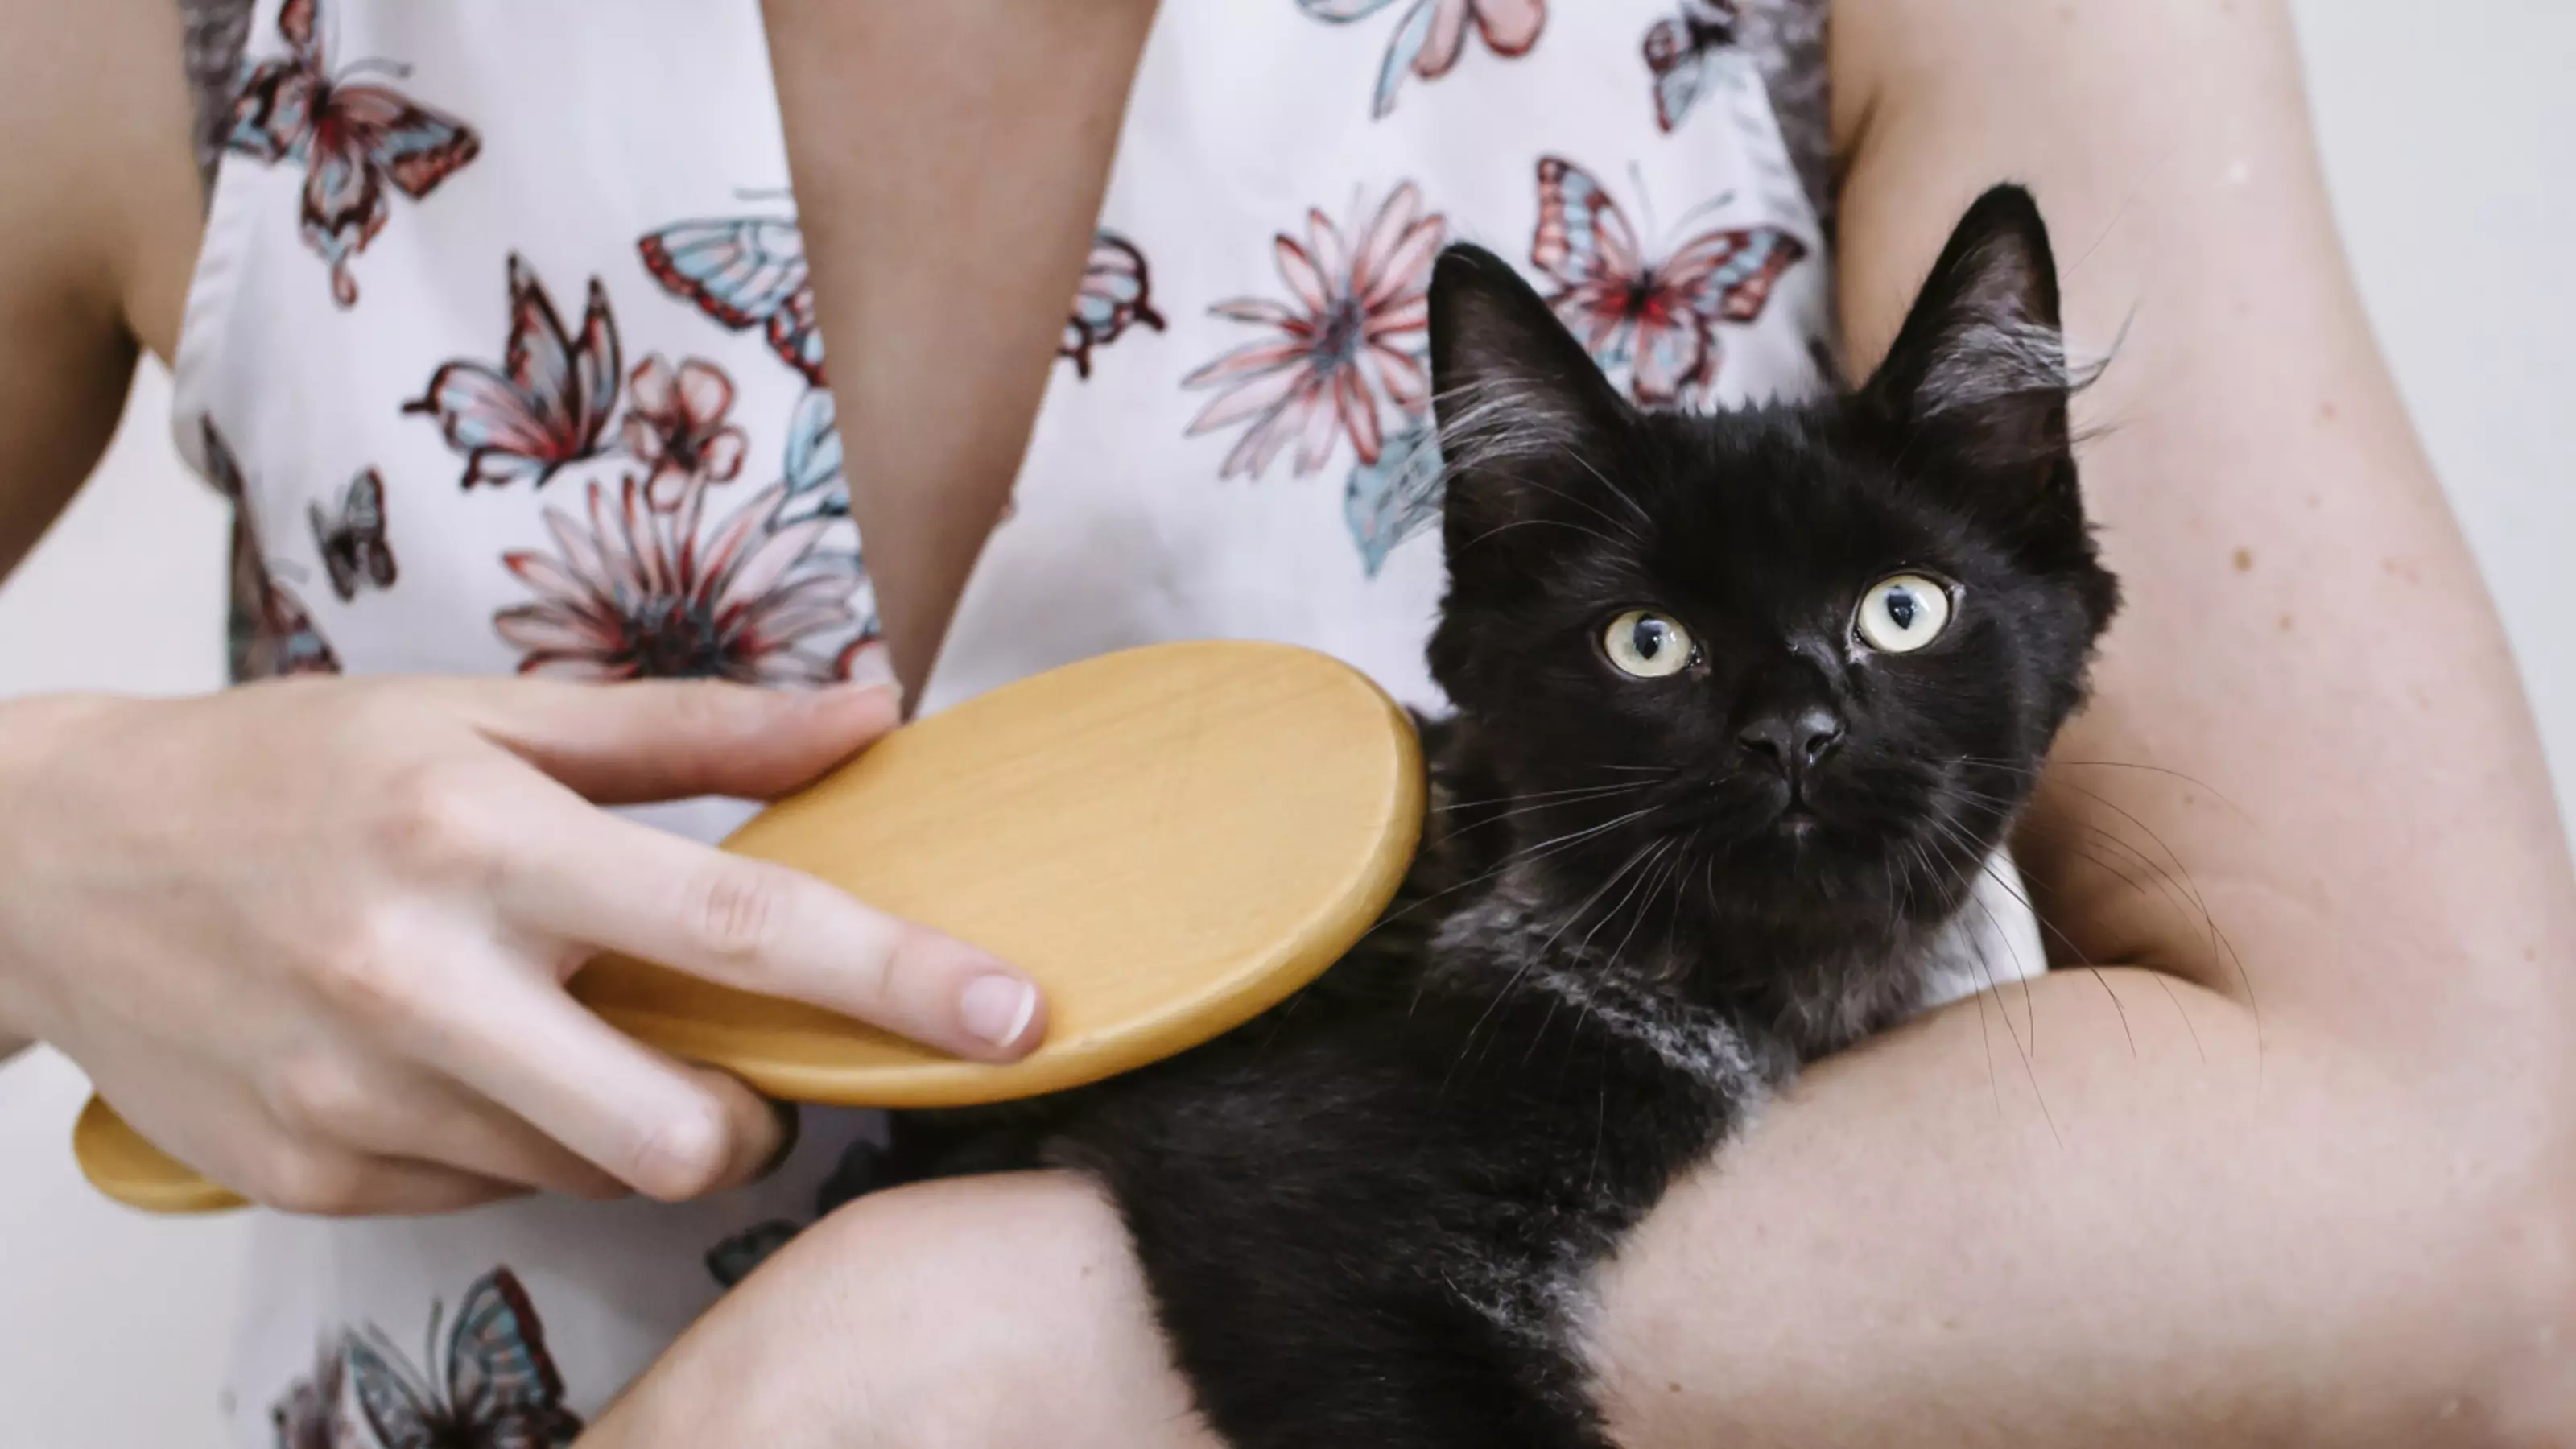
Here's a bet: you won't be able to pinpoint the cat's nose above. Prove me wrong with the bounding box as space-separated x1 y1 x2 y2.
1737 708 1845 777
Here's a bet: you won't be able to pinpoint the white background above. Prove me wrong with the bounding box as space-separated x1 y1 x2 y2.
2 6 2571 1443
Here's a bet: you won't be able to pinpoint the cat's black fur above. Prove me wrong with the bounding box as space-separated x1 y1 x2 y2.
859 186 2118 1448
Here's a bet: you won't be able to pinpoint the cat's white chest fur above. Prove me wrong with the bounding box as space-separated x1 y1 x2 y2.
1914 846 2051 1008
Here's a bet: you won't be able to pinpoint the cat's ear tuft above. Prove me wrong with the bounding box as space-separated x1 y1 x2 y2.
1428 243 1633 555
1863 185 2076 479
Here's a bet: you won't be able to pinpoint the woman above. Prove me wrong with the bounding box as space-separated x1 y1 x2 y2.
1 1 2567 1444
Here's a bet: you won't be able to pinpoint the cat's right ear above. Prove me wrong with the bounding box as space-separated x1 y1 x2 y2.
1428 244 1633 561
1860 185 2077 489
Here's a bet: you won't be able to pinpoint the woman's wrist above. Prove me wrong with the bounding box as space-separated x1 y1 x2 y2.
0 694 72 1050
0 691 122 1051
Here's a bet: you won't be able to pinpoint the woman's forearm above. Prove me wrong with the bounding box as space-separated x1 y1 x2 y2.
1593 971 2563 1445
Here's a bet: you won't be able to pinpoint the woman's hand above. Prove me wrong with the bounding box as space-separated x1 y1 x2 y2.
0 675 1047 1215
580 1172 1209 1449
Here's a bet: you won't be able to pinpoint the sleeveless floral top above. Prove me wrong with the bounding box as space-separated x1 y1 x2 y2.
163 3 2032 1445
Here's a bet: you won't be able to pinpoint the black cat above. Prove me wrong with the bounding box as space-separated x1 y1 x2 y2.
857 185 2119 1448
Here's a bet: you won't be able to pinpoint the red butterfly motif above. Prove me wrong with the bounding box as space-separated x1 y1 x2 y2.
226 0 481 307
1530 156 1806 406
403 256 622 491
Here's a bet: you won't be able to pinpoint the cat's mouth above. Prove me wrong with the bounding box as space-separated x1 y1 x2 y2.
1763 775 1828 839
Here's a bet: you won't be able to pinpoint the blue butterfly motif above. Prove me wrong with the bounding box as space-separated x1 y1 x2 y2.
345 1267 580 1449
774 387 848 528
761 388 883 671
639 216 827 386
1643 0 1744 134
1343 419 1446 577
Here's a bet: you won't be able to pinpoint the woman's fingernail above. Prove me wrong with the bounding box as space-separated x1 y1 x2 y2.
958 974 1039 1051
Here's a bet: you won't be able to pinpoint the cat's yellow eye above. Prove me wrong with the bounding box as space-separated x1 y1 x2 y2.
1604 609 1695 678
1854 575 1953 654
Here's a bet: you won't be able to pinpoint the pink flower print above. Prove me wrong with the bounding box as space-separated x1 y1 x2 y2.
497 476 864 683
1414 0 1545 77
1299 0 1546 117
621 356 749 511
1183 183 1446 480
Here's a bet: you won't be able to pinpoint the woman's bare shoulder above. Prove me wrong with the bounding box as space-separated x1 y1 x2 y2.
0 0 201 359
0 0 204 572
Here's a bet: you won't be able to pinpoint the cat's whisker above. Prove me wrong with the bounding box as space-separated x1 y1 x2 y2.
1457 515 1628 555
1947 752 2246 820
1920 811 2169 1070
1603 843 1688 970
1447 779 1657 806
1439 780 1655 815
1455 840 1659 1078
1930 767 2244 1016
1358 803 1656 943
1906 825 2051 1118
1373 799 1668 964
1499 805 1662 867
1574 838 1674 964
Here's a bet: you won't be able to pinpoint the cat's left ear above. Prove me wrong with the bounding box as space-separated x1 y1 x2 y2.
1862 185 2075 489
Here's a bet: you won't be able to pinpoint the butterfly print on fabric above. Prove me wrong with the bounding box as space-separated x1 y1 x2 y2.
768 389 886 675
404 255 621 492
344 1267 580 1449
1061 229 1165 378
1297 0 1546 118
225 0 480 307
270 1333 355 1449
1342 418 1445 577
621 356 748 511
308 468 394 601
774 386 848 529
1183 182 1446 481
200 416 341 680
496 474 866 684
638 216 826 386
1643 0 1743 133
1530 156 1806 406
